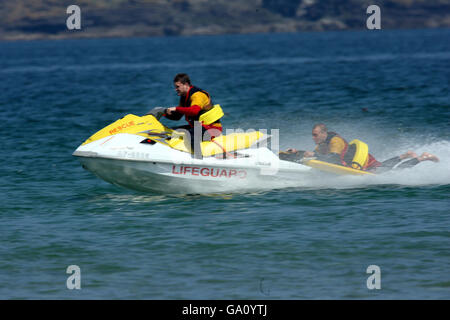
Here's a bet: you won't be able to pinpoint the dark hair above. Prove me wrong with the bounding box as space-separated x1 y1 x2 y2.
173 73 191 85
313 123 327 133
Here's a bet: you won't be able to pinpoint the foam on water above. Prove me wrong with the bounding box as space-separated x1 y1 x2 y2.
370 140 450 185
287 140 450 190
221 138 450 194
162 138 450 195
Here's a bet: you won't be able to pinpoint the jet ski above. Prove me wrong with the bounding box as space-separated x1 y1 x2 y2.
73 108 312 194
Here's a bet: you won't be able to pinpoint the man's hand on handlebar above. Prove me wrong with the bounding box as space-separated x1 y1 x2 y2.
166 107 177 115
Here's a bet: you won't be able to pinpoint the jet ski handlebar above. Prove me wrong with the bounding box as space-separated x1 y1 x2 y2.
145 107 167 120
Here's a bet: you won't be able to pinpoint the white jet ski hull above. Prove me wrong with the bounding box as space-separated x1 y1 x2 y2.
73 133 312 194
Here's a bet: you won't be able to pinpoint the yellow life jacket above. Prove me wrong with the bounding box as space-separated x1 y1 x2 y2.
346 139 369 169
199 104 224 125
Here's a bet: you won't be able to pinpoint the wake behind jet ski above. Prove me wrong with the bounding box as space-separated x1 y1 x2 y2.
279 123 439 175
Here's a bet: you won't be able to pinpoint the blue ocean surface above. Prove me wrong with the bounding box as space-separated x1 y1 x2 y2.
0 29 449 299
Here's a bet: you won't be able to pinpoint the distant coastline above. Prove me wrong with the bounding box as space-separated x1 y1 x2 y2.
1 0 449 41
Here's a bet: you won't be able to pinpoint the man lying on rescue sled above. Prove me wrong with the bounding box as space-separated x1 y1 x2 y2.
279 123 439 173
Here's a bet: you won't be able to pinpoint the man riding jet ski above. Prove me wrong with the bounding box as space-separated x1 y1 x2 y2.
147 73 223 159
279 123 439 175
73 94 314 193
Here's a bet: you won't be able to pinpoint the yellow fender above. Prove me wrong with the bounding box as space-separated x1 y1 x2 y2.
81 114 169 145
167 131 264 156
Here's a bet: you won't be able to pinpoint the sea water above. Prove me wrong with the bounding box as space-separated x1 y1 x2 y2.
0 29 449 299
